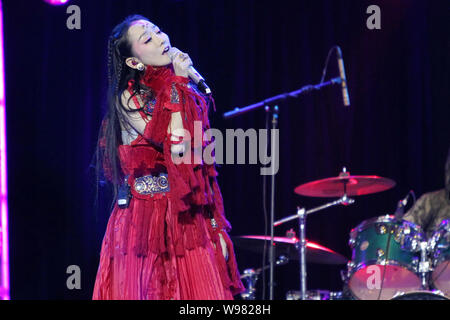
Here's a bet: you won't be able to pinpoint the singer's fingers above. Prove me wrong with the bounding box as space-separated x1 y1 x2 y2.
173 50 186 59
173 54 192 67
173 49 189 60
182 56 193 66
172 53 192 78
170 48 193 78
177 53 190 63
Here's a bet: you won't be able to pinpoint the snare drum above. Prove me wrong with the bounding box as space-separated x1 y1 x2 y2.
347 215 425 300
429 219 450 297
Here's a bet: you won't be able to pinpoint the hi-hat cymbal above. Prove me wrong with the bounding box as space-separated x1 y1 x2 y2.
232 235 348 265
294 169 396 198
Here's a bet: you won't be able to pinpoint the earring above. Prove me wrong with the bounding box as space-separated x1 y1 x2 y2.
137 63 145 71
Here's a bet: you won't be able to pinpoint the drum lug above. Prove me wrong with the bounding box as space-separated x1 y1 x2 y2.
346 261 355 279
375 223 387 235
349 229 357 248
348 237 356 248
411 257 419 270
402 224 412 235
376 248 385 259
347 261 355 270
340 269 349 283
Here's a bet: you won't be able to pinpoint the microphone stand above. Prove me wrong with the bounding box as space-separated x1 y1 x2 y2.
223 77 342 300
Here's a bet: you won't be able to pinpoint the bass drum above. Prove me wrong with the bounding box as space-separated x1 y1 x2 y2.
429 219 450 297
391 291 449 300
346 215 425 300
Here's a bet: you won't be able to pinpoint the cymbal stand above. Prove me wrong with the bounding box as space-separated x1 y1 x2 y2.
419 241 431 289
274 195 354 300
297 207 307 300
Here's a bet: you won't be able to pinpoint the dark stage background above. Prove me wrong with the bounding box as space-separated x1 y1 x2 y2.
4 0 449 299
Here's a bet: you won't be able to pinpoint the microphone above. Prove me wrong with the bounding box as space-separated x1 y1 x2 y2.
394 191 412 221
336 46 350 107
168 47 212 95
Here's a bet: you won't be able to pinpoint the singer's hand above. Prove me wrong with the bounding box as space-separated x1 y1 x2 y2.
218 232 229 262
171 49 193 78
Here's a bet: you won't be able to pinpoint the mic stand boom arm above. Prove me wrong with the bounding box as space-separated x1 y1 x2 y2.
223 77 342 119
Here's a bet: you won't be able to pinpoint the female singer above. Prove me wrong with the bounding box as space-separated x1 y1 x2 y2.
93 14 244 300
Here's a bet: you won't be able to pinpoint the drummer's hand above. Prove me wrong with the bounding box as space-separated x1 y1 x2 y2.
171 47 193 78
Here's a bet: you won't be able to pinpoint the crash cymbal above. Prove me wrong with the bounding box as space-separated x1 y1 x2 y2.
232 235 348 265
294 168 396 198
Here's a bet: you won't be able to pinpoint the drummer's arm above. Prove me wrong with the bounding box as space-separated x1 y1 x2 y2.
403 194 428 227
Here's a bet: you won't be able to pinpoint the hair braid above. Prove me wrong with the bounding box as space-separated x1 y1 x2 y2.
115 44 124 95
107 36 115 90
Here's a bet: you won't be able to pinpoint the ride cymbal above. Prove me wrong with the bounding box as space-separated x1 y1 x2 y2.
294 169 396 197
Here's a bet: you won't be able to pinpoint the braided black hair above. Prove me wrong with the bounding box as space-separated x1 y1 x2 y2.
93 14 156 214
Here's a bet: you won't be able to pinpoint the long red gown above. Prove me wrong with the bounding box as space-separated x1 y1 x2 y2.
93 66 244 300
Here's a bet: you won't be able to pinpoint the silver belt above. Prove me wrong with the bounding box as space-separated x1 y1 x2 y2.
134 173 170 195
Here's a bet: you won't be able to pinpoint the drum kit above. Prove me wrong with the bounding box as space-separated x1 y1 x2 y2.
233 167 450 300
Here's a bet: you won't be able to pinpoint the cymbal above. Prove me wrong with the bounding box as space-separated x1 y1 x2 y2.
232 235 348 265
294 171 396 198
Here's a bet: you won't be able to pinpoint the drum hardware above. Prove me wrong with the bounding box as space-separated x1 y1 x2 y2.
297 207 307 301
428 219 450 297
345 216 450 300
234 232 348 300
329 291 346 300
390 290 449 300
273 194 353 300
394 190 416 221
286 289 340 300
240 269 258 300
418 241 432 289
346 215 426 300
236 168 450 299
240 255 289 300
244 168 448 300
286 290 348 300
268 167 396 300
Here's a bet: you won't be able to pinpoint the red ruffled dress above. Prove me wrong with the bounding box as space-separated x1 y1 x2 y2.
92 65 244 300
